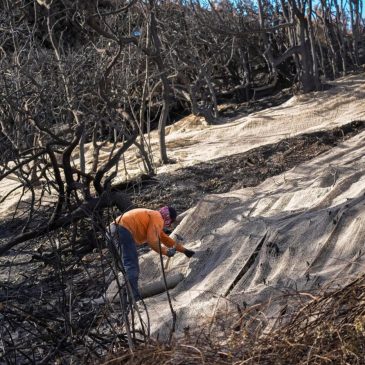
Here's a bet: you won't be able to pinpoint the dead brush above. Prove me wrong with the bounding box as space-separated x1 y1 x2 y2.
101 275 365 365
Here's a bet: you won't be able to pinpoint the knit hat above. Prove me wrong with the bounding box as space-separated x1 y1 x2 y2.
159 206 177 227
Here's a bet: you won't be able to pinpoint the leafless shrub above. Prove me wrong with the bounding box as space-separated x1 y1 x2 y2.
0 0 364 363
103 275 365 364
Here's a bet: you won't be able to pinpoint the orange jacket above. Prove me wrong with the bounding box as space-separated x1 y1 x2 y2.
115 208 185 256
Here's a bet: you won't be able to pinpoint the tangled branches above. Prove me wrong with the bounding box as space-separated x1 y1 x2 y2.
104 275 365 364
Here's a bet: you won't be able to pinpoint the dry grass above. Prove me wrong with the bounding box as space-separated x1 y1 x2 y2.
102 275 365 364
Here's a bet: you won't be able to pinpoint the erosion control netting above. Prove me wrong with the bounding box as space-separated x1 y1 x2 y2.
1 74 365 363
1 74 365 220
113 74 365 179
103 275 365 365
122 129 365 338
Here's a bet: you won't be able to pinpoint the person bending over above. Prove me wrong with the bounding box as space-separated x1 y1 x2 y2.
108 206 195 300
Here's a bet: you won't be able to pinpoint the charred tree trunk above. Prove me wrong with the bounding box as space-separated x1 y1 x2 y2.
307 0 321 89
149 1 171 164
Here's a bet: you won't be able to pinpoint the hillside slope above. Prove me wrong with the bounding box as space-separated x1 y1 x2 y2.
1 74 365 363
99 74 365 338
1 74 364 221
131 127 365 337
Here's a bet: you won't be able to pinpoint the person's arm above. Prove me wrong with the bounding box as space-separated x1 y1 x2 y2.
146 214 195 258
146 219 169 255
145 219 183 255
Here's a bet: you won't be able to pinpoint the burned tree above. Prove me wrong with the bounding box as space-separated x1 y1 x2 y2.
0 3 140 255
1 0 365 362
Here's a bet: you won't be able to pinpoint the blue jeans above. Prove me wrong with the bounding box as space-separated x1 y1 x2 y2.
108 224 140 300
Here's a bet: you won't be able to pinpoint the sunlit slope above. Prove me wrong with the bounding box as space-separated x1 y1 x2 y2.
1 74 365 221
84 74 365 180
138 129 365 336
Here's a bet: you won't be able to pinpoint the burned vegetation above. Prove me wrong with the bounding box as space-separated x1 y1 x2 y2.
0 0 365 363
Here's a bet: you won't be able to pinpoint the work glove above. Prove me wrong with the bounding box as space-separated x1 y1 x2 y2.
184 249 195 258
166 247 176 257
